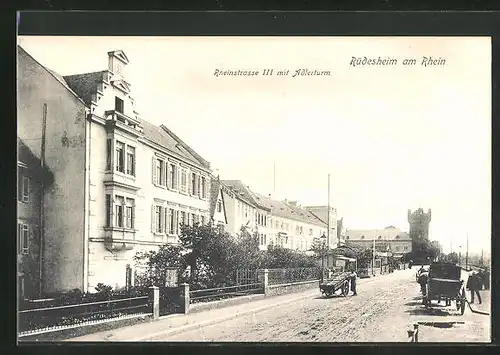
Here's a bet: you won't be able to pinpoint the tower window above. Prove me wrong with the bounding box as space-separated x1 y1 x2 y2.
115 97 124 113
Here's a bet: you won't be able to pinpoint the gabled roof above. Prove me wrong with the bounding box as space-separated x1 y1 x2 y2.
63 71 107 105
108 50 129 64
221 180 271 211
139 118 208 168
254 193 326 227
209 177 222 220
220 180 257 208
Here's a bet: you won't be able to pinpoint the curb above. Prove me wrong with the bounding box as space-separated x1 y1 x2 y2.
133 290 319 341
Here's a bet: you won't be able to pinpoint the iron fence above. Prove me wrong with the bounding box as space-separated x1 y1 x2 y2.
189 282 263 304
18 295 150 335
268 267 321 286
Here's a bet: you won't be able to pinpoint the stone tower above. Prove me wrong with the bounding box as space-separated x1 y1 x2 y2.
408 208 432 240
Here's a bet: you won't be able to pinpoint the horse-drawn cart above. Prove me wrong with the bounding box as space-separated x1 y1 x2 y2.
319 272 352 297
422 262 467 315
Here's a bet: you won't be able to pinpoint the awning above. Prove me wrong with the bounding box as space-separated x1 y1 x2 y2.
392 254 404 259
335 255 356 262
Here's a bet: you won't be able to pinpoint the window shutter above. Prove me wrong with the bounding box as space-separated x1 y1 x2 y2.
151 204 155 232
174 210 179 235
17 173 22 202
165 208 170 234
197 176 201 197
177 168 181 191
160 207 165 234
188 172 192 195
165 162 170 188
152 157 157 185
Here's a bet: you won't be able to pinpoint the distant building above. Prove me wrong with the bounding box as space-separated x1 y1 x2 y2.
303 205 339 248
345 226 412 256
408 208 432 240
209 177 228 230
255 195 328 253
221 180 272 250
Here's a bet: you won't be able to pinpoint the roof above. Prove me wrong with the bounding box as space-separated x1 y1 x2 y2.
63 71 107 105
17 45 87 107
209 177 221 219
139 118 208 168
220 180 258 208
346 229 411 241
254 193 326 227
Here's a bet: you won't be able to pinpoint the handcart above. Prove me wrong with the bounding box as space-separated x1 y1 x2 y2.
319 272 352 298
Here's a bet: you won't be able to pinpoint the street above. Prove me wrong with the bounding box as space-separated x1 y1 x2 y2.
148 268 490 342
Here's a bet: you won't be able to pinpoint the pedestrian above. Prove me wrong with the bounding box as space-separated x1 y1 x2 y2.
350 269 357 296
482 268 490 290
466 272 482 304
418 270 429 303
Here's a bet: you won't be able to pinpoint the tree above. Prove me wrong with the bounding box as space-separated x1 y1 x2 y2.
309 237 327 258
237 227 265 269
133 243 186 286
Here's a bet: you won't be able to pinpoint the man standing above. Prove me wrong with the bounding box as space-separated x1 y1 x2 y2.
350 269 357 296
466 271 482 304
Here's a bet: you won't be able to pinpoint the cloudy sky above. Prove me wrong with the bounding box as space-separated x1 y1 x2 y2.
18 36 491 255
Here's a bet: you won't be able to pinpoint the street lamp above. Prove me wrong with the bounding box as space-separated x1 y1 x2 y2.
321 233 327 282
458 245 462 267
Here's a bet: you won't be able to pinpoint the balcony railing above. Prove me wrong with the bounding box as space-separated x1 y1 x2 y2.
105 110 143 133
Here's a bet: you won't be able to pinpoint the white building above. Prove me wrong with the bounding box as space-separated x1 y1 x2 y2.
19 47 213 292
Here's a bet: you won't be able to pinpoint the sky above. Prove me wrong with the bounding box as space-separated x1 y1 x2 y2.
17 36 491 255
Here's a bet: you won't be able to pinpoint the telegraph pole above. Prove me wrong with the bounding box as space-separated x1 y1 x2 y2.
39 103 47 298
465 233 469 270
326 173 331 267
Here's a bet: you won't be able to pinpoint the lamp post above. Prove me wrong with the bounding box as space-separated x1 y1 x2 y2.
321 233 327 282
458 245 462 267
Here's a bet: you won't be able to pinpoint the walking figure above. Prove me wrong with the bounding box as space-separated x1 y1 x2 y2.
350 270 357 296
466 271 482 304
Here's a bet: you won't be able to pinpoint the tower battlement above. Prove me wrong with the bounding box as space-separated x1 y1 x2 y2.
408 208 431 240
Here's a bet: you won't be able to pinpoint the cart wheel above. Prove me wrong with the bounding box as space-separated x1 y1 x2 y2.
341 282 349 296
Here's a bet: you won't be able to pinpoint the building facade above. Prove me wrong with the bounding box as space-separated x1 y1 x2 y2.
255 195 328 252
209 177 228 229
18 46 213 293
221 180 272 250
18 46 89 295
345 226 412 255
303 205 340 248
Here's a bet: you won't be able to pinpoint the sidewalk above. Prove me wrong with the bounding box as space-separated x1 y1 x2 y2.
67 276 381 342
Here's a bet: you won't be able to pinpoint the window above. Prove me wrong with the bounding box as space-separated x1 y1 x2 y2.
201 177 207 198
106 139 112 170
18 222 29 255
190 213 195 226
115 196 125 227
217 201 222 213
125 198 135 229
126 146 135 176
180 211 186 226
116 141 125 173
168 163 177 189
168 208 176 234
21 176 30 203
105 194 111 227
180 169 188 193
115 97 124 113
156 159 164 185
309 228 313 236
191 173 196 195
155 206 163 233
200 215 205 225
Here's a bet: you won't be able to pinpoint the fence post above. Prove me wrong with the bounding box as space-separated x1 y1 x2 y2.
413 324 419 342
149 286 159 321
179 283 190 314
258 269 269 296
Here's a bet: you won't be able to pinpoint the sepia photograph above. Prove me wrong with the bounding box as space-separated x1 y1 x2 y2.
17 35 491 343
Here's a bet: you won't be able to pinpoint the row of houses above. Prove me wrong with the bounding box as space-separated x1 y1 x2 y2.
17 46 345 298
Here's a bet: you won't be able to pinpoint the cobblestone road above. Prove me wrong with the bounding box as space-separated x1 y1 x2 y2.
151 268 490 342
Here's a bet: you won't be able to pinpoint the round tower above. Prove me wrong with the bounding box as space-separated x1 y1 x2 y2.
407 208 431 240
